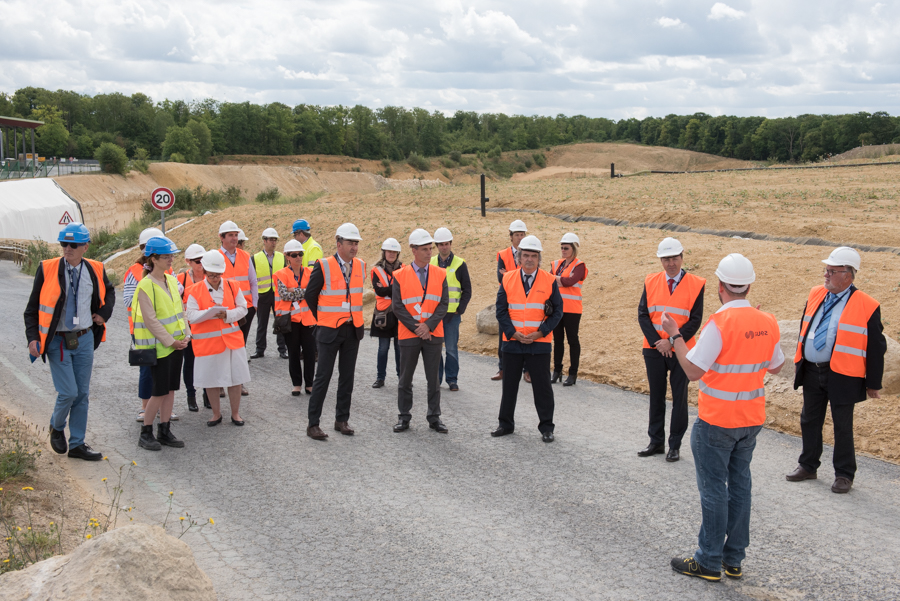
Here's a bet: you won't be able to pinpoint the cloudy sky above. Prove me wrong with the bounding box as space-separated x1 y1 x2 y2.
2 0 898 118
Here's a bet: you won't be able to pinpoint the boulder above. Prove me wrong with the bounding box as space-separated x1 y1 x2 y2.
477 304 499 335
0 524 216 601
363 289 376 305
775 319 900 394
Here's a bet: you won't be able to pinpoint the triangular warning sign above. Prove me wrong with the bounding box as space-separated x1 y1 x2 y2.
59 211 73 225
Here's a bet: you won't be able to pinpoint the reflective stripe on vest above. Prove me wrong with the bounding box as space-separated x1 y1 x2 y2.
253 251 285 293
431 255 465 313
372 266 393 311
793 286 878 379
316 256 365 328
551 258 588 314
697 307 780 428
37 257 107 354
642 271 706 350
502 269 554 344
186 280 246 357
395 264 446 340
132 274 187 360
274 266 315 326
220 248 254 307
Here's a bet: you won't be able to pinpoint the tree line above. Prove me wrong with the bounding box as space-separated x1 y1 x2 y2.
2 86 899 167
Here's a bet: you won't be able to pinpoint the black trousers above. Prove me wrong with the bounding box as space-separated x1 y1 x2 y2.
497 331 503 370
552 313 582 375
499 352 554 434
644 353 689 449
397 339 442 423
307 323 359 427
255 289 286 354
182 341 196 398
799 364 857 480
240 306 257 345
286 321 316 389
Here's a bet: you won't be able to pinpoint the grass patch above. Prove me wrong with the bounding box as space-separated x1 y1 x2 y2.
256 190 326 206
84 220 144 262
20 241 56 276
255 186 280 204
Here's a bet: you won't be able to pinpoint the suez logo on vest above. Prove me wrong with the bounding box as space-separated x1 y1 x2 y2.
744 330 770 340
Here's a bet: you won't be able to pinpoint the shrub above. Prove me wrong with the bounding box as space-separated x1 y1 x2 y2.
441 169 451 179
85 219 146 262
131 147 150 174
168 152 187 164
255 187 280 204
533 152 547 168
524 158 533 168
487 145 502 159
384 165 393 177
20 240 56 276
381 158 391 167
449 150 462 163
441 157 456 169
407 152 431 171
94 142 128 175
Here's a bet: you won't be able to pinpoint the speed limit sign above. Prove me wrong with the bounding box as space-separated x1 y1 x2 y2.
150 187 175 211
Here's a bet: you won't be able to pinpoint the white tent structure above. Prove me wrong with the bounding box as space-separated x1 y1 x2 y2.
0 179 84 242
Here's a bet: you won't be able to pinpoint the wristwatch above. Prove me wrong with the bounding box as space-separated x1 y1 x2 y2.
669 334 683 342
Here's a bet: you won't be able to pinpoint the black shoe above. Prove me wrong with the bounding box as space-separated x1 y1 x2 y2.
203 390 212 409
638 443 665 457
393 420 410 432
722 563 742 579
550 371 562 384
250 351 264 359
429 420 448 433
291 390 301 396
207 416 223 427
279 350 289 359
138 425 162 451
666 448 680 462
187 396 199 412
491 426 513 437
671 556 721 582
448 383 459 391
542 431 555 443
372 380 385 389
563 375 577 386
67 443 102 461
157 422 185 448
50 427 67 454
231 417 245 426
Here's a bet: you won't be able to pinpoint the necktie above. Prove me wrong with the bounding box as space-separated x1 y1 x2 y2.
668 278 675 294
418 266 427 289
341 261 349 283
524 274 533 294
65 266 78 329
813 293 840 352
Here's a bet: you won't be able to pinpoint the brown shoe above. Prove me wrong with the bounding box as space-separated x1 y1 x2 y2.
785 465 817 482
334 421 355 436
831 477 853 494
491 371 503 381
306 425 328 440
524 372 532 383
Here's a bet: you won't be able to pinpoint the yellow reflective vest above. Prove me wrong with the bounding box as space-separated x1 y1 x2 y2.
253 251 285 294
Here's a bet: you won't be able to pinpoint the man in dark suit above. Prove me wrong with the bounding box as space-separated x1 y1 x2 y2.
304 223 366 440
787 247 886 494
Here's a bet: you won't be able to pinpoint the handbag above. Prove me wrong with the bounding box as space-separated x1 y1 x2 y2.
273 313 292 335
128 277 159 366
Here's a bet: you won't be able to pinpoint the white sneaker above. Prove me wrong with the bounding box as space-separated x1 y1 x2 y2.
135 410 145 422
170 412 179 421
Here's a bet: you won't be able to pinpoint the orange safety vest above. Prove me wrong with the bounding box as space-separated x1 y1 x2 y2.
501 268 555 344
497 247 517 273
794 286 879 379
219 248 254 308
642 271 706 350
37 257 107 354
551 258 588 314
315 256 366 328
177 271 199 302
395 264 446 340
697 306 780 429
372 266 394 312
274 266 316 326
186 280 245 357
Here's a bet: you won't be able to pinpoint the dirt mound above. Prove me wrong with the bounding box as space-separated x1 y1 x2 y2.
54 172 158 232
548 142 753 171
827 143 900 163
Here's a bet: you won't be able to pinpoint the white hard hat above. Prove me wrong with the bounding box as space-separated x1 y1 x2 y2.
139 227 164 246
409 228 434 246
237 229 248 241
433 227 453 243
560 232 580 246
219 220 240 235
200 250 226 274
284 239 304 253
822 246 861 271
262 227 279 239
382 238 402 252
715 253 756 286
336 222 362 241
509 219 528 233
657 237 684 258
184 244 206 260
518 235 543 253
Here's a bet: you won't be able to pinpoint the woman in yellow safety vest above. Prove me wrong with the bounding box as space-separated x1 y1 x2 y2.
370 238 403 389
131 237 190 451
550 233 589 387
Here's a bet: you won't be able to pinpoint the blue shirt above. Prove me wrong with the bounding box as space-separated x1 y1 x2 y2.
804 286 852 363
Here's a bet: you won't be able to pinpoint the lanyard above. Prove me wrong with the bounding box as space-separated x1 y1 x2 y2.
68 262 84 319
555 260 570 276
339 257 352 301
416 264 430 301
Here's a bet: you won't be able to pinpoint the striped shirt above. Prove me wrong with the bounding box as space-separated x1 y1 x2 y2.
56 260 93 332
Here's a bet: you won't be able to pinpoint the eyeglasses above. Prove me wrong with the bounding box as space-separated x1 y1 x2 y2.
262 237 276 242
59 242 85 248
286 252 303 258
824 269 850 276
189 259 203 264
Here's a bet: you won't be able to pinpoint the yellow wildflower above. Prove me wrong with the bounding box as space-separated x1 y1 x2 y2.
21 487 33 491
3 559 9 563
208 518 215 525
101 478 107 482
179 517 185 521
169 491 174 496
86 534 92 539
131 461 136 465
103 456 108 460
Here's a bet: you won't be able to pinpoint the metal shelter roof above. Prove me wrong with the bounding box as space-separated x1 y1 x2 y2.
0 116 44 129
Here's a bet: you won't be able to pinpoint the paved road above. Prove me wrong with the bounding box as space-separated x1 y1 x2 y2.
2 261 898 600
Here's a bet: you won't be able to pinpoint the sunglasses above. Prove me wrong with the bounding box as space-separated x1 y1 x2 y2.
189 259 203 264
60 242 85 249
286 252 303 258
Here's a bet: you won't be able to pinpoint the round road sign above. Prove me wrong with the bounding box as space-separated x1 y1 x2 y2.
150 187 175 211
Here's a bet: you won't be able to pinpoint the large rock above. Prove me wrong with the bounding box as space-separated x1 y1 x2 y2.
775 319 900 394
0 524 216 601
477 304 499 335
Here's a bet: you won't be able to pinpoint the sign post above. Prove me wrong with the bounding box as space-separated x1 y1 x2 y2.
149 187 175 233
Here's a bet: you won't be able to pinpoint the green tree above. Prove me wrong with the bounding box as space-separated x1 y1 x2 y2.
37 122 69 156
94 142 128 175
162 126 199 162
186 119 212 162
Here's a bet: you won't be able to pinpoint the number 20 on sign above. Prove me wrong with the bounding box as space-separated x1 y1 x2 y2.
150 187 175 232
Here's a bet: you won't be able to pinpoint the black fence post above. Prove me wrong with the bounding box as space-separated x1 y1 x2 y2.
610 163 615 178
480 173 489 216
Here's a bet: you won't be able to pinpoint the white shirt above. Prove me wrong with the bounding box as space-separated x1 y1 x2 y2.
185 279 248 325
686 300 785 372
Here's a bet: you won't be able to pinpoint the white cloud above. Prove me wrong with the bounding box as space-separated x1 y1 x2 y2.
708 2 747 21
656 17 683 28
724 68 748 81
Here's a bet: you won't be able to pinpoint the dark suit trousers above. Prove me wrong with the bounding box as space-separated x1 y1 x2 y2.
287 321 316 389
644 354 689 449
307 323 359 426
255 289 286 354
397 338 443 423
499 352 554 434
799 364 857 480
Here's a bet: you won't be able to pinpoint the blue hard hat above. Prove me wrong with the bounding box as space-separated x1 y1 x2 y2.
292 219 310 233
143 236 180 256
58 222 90 244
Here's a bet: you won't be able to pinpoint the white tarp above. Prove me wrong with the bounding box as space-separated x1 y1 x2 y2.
0 179 84 242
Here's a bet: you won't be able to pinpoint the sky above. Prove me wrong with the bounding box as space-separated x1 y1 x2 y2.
1 0 898 119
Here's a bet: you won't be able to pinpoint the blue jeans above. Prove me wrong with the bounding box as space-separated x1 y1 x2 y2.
439 313 461 384
47 332 94 448
376 336 400 381
691 418 762 572
138 364 152 400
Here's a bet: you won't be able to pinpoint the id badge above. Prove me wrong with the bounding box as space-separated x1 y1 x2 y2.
72 315 79 325
413 303 422 315
342 301 350 310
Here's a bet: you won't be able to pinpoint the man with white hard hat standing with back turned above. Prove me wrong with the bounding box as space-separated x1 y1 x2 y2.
431 227 472 391
663 253 783 582
493 219 529 382
637 237 705 462
786 246 886 494
252 228 288 360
